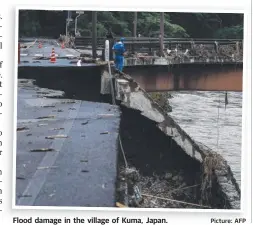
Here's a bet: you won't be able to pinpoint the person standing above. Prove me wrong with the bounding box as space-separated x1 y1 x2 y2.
112 37 126 72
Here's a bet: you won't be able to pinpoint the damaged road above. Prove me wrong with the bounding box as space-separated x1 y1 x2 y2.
16 79 121 207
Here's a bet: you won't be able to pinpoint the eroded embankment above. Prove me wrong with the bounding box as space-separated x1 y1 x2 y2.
114 71 241 209
117 105 204 208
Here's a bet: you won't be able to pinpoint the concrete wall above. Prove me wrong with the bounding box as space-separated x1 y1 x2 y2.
18 66 103 102
113 71 241 209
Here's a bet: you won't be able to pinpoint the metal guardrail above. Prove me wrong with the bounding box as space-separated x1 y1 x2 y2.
74 36 243 52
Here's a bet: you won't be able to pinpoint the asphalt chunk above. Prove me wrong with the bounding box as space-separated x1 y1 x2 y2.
42 105 56 108
80 159 88 163
37 115 55 119
45 135 68 139
49 128 64 131
17 127 29 131
18 194 32 198
81 121 89 125
30 148 56 152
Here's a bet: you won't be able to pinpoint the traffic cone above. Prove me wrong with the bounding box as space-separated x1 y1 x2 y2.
50 48 56 63
61 42 65 49
38 42 42 48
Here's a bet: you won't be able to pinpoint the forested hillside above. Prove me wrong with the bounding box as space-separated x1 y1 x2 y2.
18 10 243 39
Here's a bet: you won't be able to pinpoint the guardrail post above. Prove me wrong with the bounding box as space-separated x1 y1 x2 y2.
236 41 240 56
149 39 152 55
190 41 195 50
214 41 219 53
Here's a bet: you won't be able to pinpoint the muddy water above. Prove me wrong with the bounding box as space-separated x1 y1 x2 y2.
168 91 242 188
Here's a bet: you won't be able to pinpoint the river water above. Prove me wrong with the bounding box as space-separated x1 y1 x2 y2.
168 91 242 188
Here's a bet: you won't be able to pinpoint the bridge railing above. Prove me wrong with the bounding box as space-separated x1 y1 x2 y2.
74 36 243 54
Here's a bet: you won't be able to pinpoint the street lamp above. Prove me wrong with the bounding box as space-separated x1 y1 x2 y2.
75 11 84 36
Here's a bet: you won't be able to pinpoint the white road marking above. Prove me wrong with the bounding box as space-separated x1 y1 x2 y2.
34 54 43 57
17 102 82 206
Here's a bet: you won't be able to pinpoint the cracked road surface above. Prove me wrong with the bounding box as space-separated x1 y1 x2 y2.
16 79 121 207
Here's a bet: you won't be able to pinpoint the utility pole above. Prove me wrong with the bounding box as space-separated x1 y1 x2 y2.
65 11 69 36
160 12 164 56
66 11 73 37
92 11 97 59
133 12 137 37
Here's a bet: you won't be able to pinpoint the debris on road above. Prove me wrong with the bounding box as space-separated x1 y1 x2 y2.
49 128 64 131
49 193 55 198
81 170 89 173
37 115 55 119
42 105 55 108
30 148 56 152
100 131 109 135
80 159 88 163
97 114 115 117
17 127 29 131
18 194 32 198
45 135 68 139
81 121 89 125
37 123 48 127
37 166 58 170
61 100 76 104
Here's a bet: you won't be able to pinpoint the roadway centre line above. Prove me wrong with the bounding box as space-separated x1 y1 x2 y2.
17 101 81 206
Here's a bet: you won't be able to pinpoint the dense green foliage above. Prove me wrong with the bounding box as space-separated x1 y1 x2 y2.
19 10 243 39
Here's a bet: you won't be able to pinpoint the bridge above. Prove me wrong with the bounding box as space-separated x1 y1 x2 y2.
19 37 243 92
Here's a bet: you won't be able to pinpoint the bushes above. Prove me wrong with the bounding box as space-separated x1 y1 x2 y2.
213 25 243 39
